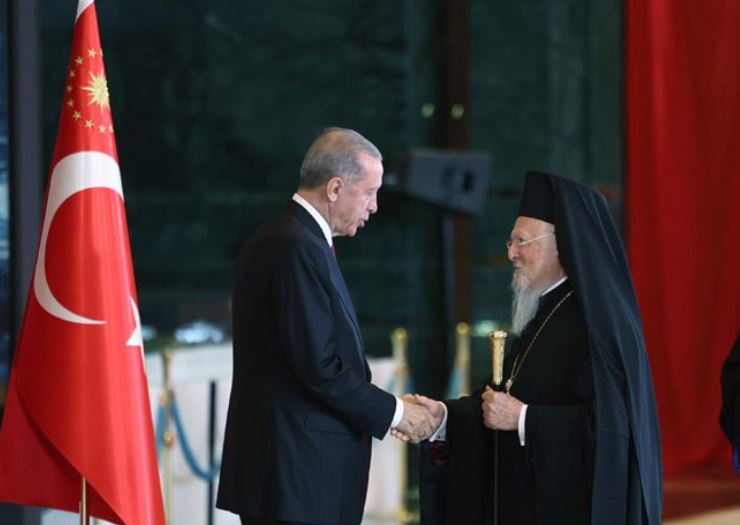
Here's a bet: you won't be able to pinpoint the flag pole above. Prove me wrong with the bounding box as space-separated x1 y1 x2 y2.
80 476 89 525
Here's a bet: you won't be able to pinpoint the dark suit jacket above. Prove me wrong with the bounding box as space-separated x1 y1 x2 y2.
216 200 396 525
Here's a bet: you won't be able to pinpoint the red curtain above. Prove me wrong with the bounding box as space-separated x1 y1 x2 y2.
626 0 740 475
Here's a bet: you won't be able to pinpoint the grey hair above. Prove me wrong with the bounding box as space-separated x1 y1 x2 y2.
299 127 382 189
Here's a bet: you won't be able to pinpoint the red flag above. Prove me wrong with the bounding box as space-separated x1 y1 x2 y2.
0 1 165 523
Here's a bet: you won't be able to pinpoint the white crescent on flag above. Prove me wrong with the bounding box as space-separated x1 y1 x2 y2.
33 151 142 345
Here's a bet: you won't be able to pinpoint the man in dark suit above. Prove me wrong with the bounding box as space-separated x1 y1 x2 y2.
217 128 434 525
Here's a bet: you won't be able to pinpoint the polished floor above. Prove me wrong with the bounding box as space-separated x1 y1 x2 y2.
664 465 740 524
363 467 740 524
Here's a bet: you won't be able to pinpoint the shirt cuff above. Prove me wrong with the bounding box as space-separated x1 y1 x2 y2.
428 403 448 442
517 404 528 446
390 396 404 430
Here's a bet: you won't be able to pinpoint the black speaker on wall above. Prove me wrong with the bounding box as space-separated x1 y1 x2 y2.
385 149 491 216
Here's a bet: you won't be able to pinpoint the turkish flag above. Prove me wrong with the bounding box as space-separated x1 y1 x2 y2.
0 2 165 524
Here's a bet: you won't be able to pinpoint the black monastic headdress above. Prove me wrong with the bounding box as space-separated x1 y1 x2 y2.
518 171 555 224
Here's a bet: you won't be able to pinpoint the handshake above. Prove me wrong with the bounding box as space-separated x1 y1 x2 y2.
390 387 525 444
390 394 446 444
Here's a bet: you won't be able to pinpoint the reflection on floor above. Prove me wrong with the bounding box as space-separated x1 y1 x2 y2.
666 507 740 525
664 465 740 524
364 465 740 525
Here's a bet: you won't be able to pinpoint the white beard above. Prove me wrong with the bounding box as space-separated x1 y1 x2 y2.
510 279 549 336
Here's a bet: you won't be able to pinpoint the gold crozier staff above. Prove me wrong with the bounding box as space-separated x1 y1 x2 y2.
489 330 507 525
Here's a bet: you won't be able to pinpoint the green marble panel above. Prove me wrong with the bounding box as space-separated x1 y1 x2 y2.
39 1 623 397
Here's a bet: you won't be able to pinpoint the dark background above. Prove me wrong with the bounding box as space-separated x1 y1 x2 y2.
34 0 622 396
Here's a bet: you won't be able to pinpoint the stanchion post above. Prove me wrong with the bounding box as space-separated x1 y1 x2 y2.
161 350 175 525
455 322 471 396
390 327 412 523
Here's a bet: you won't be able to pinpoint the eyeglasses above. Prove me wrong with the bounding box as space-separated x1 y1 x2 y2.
505 231 554 250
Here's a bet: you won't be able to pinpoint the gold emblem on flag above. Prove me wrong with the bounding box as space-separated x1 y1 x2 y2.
82 71 110 110
64 47 113 134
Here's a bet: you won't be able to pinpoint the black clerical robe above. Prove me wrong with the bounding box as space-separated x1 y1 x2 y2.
420 173 662 525
438 280 594 525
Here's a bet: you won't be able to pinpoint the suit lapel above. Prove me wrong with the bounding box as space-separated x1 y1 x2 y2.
283 200 367 367
326 255 371 379
327 257 363 348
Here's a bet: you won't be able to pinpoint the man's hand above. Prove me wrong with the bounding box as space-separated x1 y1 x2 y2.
391 394 445 443
413 394 445 428
481 386 523 431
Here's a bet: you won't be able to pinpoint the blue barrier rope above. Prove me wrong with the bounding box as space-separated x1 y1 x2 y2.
170 397 221 481
155 394 221 482
386 375 415 397
444 366 463 400
155 404 166 460
159 369 418 462
386 376 396 395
